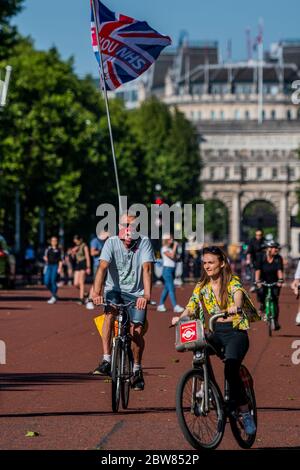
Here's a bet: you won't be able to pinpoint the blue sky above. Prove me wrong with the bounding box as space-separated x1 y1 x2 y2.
14 0 300 77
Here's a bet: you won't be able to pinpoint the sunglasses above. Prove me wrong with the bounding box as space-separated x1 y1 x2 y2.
202 246 225 257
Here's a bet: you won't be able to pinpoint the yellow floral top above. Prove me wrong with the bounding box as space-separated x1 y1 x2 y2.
186 275 261 330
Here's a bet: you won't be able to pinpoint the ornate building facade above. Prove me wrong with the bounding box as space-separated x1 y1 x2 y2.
113 40 300 256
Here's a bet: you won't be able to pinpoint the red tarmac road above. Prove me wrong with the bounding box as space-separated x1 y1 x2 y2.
0 284 300 450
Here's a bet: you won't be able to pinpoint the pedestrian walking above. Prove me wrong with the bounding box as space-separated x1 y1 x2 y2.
44 236 63 304
157 234 184 313
72 235 91 305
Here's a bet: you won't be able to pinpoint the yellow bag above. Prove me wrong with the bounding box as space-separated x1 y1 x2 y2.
94 314 105 337
93 314 149 337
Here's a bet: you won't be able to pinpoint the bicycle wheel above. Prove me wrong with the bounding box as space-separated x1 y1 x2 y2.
111 338 121 413
229 365 257 449
176 369 225 450
121 343 133 409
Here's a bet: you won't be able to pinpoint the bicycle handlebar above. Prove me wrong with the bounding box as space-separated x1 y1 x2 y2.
89 299 156 308
170 310 242 332
258 281 281 287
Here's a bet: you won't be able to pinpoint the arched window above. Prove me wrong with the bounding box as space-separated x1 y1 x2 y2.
211 110 216 120
220 110 225 120
271 110 276 120
287 109 292 120
245 110 250 120
262 110 266 120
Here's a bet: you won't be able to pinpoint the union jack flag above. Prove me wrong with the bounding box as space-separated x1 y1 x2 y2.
91 0 172 91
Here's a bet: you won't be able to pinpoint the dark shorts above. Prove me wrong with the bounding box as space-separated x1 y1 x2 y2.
74 260 87 271
208 322 249 362
104 290 147 326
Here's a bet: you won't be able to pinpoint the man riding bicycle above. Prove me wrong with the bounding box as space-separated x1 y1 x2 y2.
92 212 155 391
255 240 284 330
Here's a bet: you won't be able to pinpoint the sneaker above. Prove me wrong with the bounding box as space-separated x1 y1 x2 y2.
174 305 185 313
47 296 57 305
92 360 111 376
241 411 256 435
86 301 95 310
157 304 167 312
295 312 300 326
274 320 281 331
76 298 85 305
131 370 144 391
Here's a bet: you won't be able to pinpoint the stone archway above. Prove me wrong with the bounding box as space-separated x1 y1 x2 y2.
241 200 278 242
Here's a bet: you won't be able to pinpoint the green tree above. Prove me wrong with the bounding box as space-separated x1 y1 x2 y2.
0 0 24 58
129 97 201 205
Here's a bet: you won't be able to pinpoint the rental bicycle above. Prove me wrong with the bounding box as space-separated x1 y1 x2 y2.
101 300 135 413
259 282 279 336
175 312 257 450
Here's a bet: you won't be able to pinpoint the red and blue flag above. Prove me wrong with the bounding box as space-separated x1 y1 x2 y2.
91 0 172 90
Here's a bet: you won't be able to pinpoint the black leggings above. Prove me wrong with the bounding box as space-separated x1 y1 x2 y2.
208 322 249 407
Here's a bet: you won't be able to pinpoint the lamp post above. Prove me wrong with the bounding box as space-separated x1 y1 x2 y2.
0 65 12 108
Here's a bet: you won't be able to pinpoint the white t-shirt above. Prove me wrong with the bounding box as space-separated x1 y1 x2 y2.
100 236 155 296
161 246 176 268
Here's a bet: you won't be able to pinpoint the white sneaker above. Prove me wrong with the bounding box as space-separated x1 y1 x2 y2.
86 301 95 310
47 296 57 305
296 312 300 326
157 304 167 312
174 305 184 313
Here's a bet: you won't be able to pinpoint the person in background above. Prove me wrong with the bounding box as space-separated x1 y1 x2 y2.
72 235 91 305
291 258 300 326
86 231 109 310
44 236 63 304
24 242 36 285
246 229 265 291
157 234 184 313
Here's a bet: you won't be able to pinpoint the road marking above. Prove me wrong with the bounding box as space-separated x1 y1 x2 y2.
95 420 124 450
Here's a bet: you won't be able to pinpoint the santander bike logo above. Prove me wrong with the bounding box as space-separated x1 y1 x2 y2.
180 322 197 343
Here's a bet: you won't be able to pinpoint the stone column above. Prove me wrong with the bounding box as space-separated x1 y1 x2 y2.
231 192 240 244
279 192 288 249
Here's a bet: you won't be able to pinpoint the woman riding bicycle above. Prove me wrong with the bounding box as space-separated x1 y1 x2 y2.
255 240 284 330
172 245 260 435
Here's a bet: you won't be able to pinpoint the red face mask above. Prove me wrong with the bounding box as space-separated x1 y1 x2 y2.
119 224 136 247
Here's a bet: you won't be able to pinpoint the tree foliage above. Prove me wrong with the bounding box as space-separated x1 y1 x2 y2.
0 4 202 249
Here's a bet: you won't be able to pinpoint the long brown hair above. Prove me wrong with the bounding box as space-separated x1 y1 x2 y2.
198 246 233 309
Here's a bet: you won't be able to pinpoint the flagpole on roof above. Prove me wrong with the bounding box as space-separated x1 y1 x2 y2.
257 18 264 125
91 0 123 214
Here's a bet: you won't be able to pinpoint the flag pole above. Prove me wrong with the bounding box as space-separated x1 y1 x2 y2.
91 0 123 214
257 19 264 125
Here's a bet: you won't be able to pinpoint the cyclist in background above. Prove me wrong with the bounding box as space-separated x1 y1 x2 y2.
172 245 260 435
92 212 155 391
291 258 300 326
255 240 284 330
